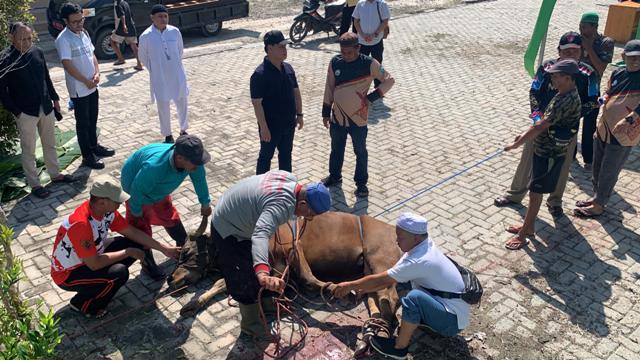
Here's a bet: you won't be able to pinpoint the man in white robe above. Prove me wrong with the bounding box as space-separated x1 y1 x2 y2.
138 4 189 143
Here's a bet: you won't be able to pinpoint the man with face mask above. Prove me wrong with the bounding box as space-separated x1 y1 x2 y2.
138 4 190 143
0 22 76 198
120 134 212 279
494 32 599 217
321 31 394 198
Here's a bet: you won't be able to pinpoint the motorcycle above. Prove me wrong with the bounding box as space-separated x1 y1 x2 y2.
289 0 345 43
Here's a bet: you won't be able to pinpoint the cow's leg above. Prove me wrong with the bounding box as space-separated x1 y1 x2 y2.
291 245 336 296
180 278 227 317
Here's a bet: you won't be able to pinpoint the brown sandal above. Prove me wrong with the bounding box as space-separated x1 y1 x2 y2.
506 225 534 237
575 200 593 208
505 236 529 250
494 196 516 207
574 207 603 218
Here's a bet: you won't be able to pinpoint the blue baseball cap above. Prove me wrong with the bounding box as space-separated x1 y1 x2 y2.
305 183 331 214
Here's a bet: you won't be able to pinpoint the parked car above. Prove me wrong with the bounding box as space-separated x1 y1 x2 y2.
47 0 250 59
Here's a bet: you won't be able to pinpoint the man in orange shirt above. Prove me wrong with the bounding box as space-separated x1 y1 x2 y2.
50 175 180 318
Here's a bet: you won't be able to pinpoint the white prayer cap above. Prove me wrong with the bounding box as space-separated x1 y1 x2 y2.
396 213 428 235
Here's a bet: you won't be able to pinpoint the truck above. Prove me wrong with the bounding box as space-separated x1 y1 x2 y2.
47 0 250 59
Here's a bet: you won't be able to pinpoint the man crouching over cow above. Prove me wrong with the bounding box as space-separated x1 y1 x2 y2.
121 134 212 279
333 213 470 360
212 170 331 339
50 175 180 318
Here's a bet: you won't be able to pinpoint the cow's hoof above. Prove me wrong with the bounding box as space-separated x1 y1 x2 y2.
180 299 201 317
353 339 370 358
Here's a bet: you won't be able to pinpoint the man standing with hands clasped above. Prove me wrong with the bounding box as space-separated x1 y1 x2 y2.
250 30 303 175
139 4 190 143
56 2 116 170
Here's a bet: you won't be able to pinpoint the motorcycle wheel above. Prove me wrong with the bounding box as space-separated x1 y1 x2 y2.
290 18 310 43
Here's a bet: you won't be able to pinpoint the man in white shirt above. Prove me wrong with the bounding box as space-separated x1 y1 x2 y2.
55 2 115 170
352 0 390 87
138 4 190 144
333 213 470 360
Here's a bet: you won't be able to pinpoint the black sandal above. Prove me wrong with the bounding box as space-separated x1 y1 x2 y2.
32 187 50 198
52 174 76 183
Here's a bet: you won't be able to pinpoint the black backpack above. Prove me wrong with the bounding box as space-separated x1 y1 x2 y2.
422 256 483 305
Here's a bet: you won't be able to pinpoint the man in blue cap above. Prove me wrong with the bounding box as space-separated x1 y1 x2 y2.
211 170 331 339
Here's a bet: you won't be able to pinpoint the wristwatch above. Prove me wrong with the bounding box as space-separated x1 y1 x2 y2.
625 115 636 125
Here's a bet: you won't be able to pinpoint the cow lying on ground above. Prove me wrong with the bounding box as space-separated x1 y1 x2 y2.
168 211 402 354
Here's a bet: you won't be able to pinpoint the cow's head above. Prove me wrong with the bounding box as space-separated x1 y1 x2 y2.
167 216 218 290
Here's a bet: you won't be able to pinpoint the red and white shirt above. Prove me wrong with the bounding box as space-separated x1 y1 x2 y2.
50 201 128 284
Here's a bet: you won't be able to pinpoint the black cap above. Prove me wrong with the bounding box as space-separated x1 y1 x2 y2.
264 30 288 46
547 59 579 74
624 39 640 56
174 135 211 166
151 4 168 15
558 31 582 50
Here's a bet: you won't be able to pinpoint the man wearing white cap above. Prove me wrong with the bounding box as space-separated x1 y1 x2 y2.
50 175 180 318
333 212 469 359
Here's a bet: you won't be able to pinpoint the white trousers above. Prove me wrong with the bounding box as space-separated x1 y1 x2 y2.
16 109 60 187
156 97 189 136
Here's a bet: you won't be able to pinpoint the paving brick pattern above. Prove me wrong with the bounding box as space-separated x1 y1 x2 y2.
5 0 640 359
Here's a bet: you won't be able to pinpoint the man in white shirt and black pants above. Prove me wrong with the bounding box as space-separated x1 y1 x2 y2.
55 2 115 170
333 213 470 360
353 0 390 87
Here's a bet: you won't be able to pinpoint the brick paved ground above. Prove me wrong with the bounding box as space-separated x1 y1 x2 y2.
5 0 640 359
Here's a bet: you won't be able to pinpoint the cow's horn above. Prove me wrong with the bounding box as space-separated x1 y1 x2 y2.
193 215 209 237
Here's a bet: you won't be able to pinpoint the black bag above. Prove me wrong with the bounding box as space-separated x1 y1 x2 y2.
422 256 483 305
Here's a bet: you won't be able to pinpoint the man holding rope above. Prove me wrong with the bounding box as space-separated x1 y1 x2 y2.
211 170 331 339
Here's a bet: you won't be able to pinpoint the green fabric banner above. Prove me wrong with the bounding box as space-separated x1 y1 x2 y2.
524 0 557 77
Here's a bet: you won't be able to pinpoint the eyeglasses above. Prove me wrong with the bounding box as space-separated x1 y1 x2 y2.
68 17 85 25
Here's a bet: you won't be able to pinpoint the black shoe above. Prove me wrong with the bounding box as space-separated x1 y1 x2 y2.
94 145 115 157
321 175 342 187
369 336 408 360
355 184 369 197
141 250 165 280
81 158 105 169
164 135 174 143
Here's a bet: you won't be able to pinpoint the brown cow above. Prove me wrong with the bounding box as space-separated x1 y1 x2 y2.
169 211 402 353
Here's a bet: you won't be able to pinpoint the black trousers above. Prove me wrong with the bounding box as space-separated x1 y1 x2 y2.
360 40 384 87
72 90 99 161
57 236 142 315
212 227 275 305
340 5 356 35
256 125 296 175
581 107 599 164
329 121 368 186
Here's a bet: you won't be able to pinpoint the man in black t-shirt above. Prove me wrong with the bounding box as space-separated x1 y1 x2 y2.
250 30 303 175
111 0 143 70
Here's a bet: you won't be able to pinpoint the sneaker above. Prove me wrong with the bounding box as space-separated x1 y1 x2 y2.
354 184 369 197
321 175 342 187
369 336 408 360
164 135 175 144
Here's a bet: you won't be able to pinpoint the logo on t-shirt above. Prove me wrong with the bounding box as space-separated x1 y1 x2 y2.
335 69 341 77
81 239 92 250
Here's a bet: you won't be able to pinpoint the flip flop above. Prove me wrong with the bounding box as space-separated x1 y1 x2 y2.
574 207 603 218
52 174 76 183
113 60 125 65
134 65 144 71
575 200 593 208
506 225 534 237
494 196 516 207
505 236 529 251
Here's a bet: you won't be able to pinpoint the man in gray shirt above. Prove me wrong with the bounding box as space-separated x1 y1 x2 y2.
212 170 331 338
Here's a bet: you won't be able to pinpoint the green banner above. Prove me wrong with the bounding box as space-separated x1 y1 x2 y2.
524 0 557 77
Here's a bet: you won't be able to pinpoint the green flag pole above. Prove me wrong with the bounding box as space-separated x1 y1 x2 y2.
524 0 557 77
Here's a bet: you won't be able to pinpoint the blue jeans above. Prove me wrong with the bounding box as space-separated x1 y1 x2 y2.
329 121 368 186
401 289 460 337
